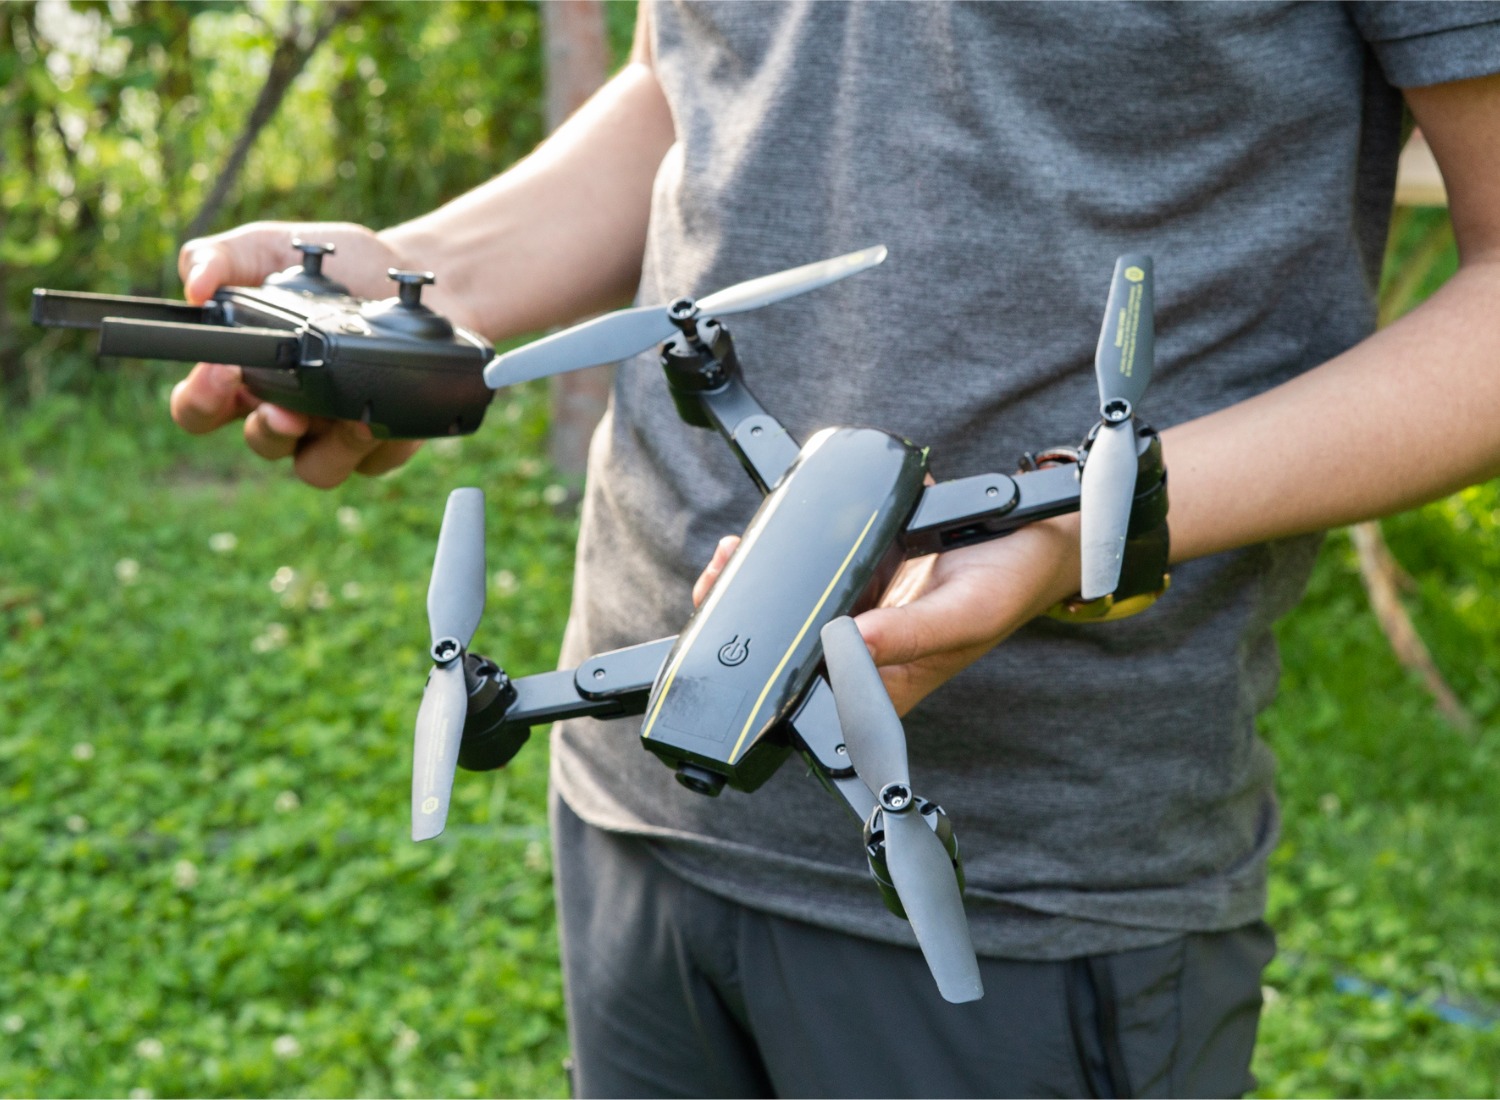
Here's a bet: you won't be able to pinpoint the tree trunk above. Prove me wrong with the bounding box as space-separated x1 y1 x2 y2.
543 1 612 480
181 1 362 244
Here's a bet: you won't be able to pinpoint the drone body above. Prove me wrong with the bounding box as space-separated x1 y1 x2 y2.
413 249 1170 1003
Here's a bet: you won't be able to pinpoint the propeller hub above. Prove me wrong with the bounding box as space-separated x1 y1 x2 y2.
430 636 463 666
1101 398 1132 424
878 781 914 814
666 297 700 338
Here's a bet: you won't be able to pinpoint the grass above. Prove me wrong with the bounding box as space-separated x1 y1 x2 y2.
1 369 578 1097
1 358 1497 1096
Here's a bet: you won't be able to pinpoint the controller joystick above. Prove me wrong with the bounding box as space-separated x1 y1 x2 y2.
362 269 454 339
265 239 352 296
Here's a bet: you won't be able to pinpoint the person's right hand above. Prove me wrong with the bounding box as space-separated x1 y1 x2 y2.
170 221 460 488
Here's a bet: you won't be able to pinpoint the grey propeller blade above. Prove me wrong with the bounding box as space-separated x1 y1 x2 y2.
820 616 908 791
697 245 888 318
412 658 466 841
482 245 888 390
1078 419 1139 600
885 811 984 1003
1094 255 1154 409
483 305 673 389
428 488 487 648
820 617 982 1002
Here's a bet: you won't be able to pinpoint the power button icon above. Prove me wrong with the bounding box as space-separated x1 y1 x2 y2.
717 635 750 667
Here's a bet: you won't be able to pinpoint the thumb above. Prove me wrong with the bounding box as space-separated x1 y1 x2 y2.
178 224 299 304
853 604 937 669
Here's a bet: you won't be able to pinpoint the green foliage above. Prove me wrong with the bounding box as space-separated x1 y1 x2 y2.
0 378 579 1097
1254 523 1500 1097
1 0 636 398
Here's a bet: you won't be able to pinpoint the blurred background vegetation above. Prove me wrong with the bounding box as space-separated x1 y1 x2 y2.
1 2 1496 1096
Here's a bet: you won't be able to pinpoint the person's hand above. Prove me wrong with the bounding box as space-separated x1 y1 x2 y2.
170 221 466 488
692 516 1082 715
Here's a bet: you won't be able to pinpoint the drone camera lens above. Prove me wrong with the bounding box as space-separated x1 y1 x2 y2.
675 764 727 797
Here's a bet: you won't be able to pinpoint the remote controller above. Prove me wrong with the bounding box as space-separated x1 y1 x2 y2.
32 240 494 439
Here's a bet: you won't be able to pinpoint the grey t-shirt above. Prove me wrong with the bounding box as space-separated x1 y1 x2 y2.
552 2 1500 959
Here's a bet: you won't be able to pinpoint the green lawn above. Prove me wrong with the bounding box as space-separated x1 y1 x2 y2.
1 371 1496 1097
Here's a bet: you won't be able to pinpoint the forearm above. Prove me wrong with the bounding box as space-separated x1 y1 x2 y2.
378 58 675 343
1163 258 1500 563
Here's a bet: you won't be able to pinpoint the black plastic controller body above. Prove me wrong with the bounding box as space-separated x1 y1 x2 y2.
32 244 494 439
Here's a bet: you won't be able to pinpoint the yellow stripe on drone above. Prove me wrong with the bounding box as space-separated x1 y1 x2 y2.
726 508 882 765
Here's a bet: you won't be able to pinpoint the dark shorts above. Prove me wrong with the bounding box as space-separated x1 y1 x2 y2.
553 792 1274 1099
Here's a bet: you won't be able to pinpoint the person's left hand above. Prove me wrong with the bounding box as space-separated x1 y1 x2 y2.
691 515 1082 715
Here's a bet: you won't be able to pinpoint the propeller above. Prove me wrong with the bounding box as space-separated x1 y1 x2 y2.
412 487 487 841
819 616 983 1004
1079 255 1155 601
482 245 888 389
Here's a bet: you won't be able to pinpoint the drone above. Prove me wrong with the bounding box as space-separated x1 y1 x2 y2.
413 250 1169 1005
33 242 1168 1003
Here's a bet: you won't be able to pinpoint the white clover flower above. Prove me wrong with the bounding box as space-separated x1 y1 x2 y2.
272 1034 302 1060
135 1037 164 1060
252 623 290 654
393 1024 419 1054
492 570 518 595
128 1089 154 1100
431 438 463 458
340 581 364 600
1318 792 1342 816
309 583 332 611
208 532 238 553
71 742 95 762
114 558 141 585
336 506 362 533
542 483 569 506
65 815 87 834
274 790 301 813
2 1014 24 1034
172 860 199 889
269 567 296 594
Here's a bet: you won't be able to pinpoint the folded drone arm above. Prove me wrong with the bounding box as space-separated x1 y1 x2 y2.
456 637 676 771
695 376 802 495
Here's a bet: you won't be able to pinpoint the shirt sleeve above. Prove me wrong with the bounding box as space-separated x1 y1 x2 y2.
1347 1 1500 88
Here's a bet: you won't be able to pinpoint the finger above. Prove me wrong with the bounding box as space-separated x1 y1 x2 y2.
291 418 381 489
244 404 308 461
855 589 1005 671
179 222 300 304
170 363 254 434
355 439 424 478
692 535 741 607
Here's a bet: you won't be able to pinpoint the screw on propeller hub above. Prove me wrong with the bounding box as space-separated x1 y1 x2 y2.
481 245 889 389
1079 255 1155 601
412 487 487 841
819 616 983 1004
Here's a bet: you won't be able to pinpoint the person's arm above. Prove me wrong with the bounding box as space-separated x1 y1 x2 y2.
745 71 1500 715
171 5 674 487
